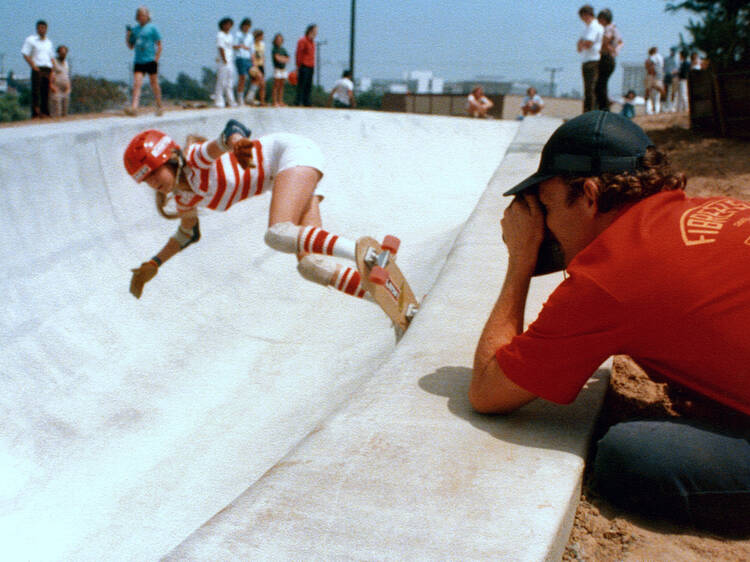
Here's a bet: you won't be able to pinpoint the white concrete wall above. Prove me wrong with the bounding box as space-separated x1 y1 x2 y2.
0 108 522 560
166 117 611 561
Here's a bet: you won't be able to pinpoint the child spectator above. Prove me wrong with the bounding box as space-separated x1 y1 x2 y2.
467 86 493 118
521 87 544 117
214 17 237 108
250 29 266 106
620 89 636 119
329 70 356 108
234 18 253 105
271 33 290 107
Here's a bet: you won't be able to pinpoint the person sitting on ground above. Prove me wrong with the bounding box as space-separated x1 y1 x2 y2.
329 70 356 109
470 111 750 537
619 89 636 119
520 87 544 117
123 120 372 302
467 86 493 118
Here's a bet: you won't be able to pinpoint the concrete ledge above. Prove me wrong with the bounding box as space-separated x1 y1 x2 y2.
166 116 611 561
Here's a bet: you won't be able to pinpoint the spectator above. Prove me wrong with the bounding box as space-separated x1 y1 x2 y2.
21 20 55 118
576 5 603 113
690 52 703 70
595 8 622 111
50 45 71 117
250 29 267 106
620 89 636 119
644 46 665 114
467 86 494 118
295 24 317 107
234 18 253 105
675 49 690 113
125 6 163 116
214 17 237 108
271 33 290 107
329 70 356 109
663 47 678 112
470 111 750 537
521 87 544 117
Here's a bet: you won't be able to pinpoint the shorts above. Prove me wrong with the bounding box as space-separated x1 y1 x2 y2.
273 68 288 80
133 61 158 75
645 75 664 90
274 133 325 177
236 57 252 76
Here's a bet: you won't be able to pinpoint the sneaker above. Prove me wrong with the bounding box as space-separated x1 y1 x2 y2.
155 106 164 116
124 107 137 116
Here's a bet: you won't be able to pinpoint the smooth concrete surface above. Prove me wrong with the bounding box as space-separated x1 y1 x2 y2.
166 116 611 561
0 108 521 560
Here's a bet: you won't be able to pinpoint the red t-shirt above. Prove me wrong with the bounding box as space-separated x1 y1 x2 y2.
296 36 315 68
496 190 750 415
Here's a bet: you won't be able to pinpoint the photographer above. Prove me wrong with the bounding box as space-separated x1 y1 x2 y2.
125 6 163 116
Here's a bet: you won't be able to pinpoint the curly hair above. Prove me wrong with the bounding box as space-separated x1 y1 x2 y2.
564 146 686 213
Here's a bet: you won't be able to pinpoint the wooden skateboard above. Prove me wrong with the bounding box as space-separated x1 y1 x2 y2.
355 235 419 333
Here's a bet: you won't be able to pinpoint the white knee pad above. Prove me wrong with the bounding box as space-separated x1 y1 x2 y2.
264 221 300 254
297 255 337 286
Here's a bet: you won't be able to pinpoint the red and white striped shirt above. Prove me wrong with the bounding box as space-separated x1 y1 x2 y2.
174 133 323 213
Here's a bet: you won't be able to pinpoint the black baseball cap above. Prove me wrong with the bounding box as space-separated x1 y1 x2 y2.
504 111 653 196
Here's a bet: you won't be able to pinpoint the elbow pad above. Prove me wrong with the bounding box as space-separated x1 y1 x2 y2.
172 220 201 249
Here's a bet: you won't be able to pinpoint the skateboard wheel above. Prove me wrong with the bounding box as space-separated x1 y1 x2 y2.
369 266 389 286
381 235 400 254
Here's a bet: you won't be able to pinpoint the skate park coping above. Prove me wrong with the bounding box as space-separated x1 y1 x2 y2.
0 108 609 560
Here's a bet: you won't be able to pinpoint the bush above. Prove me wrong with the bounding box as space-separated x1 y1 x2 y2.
0 93 27 122
355 90 383 110
70 75 127 114
160 72 212 102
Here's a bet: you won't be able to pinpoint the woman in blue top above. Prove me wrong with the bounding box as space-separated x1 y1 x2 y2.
125 6 163 116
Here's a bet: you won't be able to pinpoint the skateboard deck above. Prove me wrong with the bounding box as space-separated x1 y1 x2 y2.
355 236 419 333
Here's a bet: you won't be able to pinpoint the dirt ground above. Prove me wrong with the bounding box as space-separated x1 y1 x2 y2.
564 113 750 561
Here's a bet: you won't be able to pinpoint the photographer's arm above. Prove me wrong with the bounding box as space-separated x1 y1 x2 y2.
469 196 543 414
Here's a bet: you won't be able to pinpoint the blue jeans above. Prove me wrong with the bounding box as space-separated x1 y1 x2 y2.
593 420 750 536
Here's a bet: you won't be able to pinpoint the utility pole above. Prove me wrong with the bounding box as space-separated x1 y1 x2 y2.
315 40 328 88
544 67 563 97
350 0 356 76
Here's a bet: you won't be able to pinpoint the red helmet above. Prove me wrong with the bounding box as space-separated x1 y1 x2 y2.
123 129 179 182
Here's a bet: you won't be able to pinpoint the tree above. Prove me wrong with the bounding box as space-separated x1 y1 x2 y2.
160 72 212 102
667 0 750 70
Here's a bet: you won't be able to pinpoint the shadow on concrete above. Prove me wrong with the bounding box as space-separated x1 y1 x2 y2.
418 365 608 457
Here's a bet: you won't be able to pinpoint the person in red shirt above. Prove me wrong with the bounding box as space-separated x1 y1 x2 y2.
294 24 317 107
471 111 750 536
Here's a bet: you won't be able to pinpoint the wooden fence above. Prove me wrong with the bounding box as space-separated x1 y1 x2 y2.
381 93 505 119
689 69 750 138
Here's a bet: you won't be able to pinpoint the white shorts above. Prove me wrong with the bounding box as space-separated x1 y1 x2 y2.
268 133 325 199
645 75 664 90
273 68 288 80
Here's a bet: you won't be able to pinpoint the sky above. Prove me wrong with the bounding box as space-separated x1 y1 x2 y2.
3 0 698 98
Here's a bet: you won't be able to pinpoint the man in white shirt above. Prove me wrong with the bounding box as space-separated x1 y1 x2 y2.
329 70 356 108
576 5 603 113
21 20 55 118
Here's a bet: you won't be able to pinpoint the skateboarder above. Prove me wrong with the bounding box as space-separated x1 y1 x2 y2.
124 120 368 300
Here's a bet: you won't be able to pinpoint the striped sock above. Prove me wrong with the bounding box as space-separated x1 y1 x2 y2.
298 226 356 261
331 266 368 299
